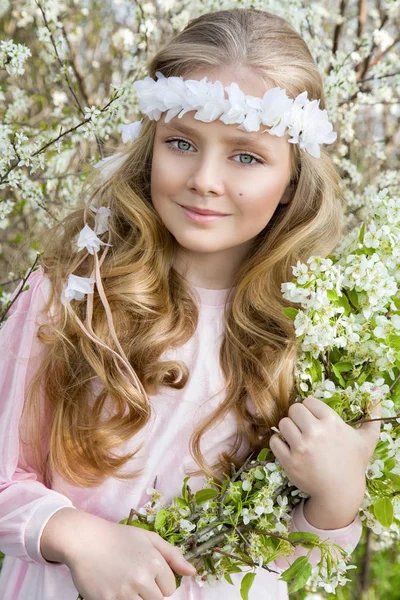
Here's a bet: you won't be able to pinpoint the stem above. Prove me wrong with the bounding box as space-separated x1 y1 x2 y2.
212 548 280 575
0 254 40 324
350 414 400 425
390 372 400 393
218 452 257 521
183 523 298 562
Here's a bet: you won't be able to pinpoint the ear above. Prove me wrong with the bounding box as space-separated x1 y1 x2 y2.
280 180 296 205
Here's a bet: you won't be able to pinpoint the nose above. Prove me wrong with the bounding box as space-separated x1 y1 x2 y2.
187 152 225 197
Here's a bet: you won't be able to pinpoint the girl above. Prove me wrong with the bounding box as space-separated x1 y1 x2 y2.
0 8 381 600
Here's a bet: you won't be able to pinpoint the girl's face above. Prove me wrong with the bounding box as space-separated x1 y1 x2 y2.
150 67 294 287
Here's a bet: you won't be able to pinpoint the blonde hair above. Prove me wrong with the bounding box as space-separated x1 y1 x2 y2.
23 8 343 488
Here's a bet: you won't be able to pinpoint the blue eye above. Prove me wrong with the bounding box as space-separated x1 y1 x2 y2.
164 137 264 167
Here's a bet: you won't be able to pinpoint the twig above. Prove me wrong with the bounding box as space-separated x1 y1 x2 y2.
0 254 40 324
390 373 400 393
218 452 256 521
212 548 280 575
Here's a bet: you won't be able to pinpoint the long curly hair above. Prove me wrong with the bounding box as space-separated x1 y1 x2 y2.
22 8 343 488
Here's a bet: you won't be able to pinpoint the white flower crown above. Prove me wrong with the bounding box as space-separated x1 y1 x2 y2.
132 71 337 159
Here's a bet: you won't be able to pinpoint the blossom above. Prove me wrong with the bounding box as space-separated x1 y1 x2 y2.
84 105 101 121
61 274 96 305
119 119 143 142
287 93 337 158
366 459 385 479
179 518 196 532
0 40 31 75
93 152 126 178
88 205 111 235
76 224 112 254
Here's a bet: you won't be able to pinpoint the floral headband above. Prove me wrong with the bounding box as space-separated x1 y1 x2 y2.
132 71 337 159
59 71 337 387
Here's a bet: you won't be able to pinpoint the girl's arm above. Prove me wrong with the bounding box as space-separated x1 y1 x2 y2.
0 268 77 565
273 496 362 571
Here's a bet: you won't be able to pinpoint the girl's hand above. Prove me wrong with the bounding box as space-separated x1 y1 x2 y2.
64 513 196 600
269 395 382 500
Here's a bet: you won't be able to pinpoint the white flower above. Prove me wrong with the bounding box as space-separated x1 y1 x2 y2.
287 93 337 158
77 224 112 255
93 152 127 178
84 105 101 121
242 478 252 491
0 40 31 76
88 205 111 235
195 572 222 588
259 87 294 134
61 274 96 305
119 119 143 142
366 459 385 479
179 518 196 532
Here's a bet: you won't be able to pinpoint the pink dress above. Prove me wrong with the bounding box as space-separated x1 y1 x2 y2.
0 267 362 599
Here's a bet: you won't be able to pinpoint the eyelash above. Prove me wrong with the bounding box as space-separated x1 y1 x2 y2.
164 137 265 167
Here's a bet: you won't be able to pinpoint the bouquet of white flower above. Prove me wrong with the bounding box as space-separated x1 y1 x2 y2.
74 191 400 600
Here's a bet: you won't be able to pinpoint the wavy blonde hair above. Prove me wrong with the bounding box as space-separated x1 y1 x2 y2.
23 8 343 488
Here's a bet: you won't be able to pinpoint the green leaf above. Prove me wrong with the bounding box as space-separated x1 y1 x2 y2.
280 557 313 593
126 519 153 531
175 497 189 509
373 497 394 528
220 477 230 496
194 488 219 504
287 532 321 545
224 574 234 585
347 288 360 309
387 473 400 491
388 334 400 350
287 561 313 594
228 565 244 574
331 364 346 387
240 572 256 600
337 293 351 316
283 307 298 321
182 476 190 502
279 556 310 582
154 509 170 533
385 458 396 471
257 447 270 461
326 289 339 302
359 222 366 244
334 361 353 373
311 358 323 382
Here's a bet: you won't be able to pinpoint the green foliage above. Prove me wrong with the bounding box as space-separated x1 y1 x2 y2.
240 572 256 600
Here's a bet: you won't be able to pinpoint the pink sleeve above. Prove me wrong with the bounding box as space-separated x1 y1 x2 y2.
0 267 76 565
273 497 363 571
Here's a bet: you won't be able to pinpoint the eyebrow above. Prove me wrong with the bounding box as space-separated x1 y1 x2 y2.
160 121 273 155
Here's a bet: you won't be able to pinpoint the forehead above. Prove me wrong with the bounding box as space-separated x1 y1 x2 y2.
157 115 283 155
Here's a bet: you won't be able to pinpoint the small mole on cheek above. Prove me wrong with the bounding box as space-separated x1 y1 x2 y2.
239 193 243 196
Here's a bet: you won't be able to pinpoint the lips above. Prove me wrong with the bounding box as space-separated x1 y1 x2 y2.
179 204 228 216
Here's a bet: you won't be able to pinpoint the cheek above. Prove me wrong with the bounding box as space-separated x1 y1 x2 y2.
151 148 182 199
236 176 287 219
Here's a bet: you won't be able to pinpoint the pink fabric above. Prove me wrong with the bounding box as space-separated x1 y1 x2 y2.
0 267 362 599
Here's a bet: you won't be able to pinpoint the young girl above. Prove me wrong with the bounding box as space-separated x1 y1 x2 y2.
0 7 381 600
